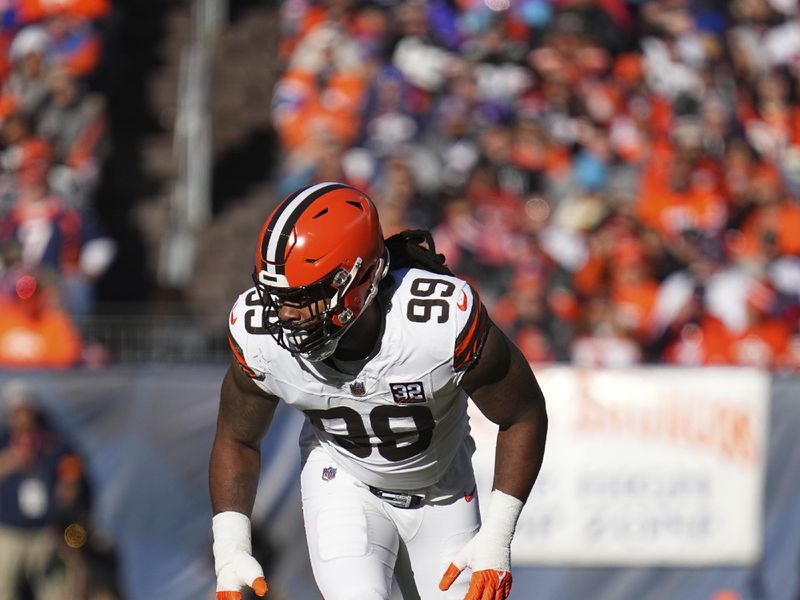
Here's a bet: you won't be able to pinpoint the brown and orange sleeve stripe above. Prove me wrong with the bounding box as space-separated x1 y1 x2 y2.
228 333 260 379
453 287 489 372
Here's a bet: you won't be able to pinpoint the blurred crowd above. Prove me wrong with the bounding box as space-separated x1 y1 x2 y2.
273 0 800 369
0 0 113 369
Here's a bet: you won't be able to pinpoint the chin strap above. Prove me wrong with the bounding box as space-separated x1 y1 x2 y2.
364 251 389 307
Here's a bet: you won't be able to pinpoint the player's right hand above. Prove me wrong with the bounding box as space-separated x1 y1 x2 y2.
439 489 523 600
215 551 267 599
438 529 512 600
439 564 511 600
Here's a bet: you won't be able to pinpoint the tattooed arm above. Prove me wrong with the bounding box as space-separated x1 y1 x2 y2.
209 362 277 597
209 361 279 516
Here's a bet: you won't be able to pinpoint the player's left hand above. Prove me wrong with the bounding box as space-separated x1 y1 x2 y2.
438 529 512 599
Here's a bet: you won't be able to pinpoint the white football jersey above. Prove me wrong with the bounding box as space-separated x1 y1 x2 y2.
227 267 489 490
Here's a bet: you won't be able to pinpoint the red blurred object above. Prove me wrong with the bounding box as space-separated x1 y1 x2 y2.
15 274 37 300
18 0 109 22
16 137 54 167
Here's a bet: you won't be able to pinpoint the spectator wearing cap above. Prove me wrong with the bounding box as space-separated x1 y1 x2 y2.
5 25 51 118
36 67 107 208
0 136 115 315
0 380 84 599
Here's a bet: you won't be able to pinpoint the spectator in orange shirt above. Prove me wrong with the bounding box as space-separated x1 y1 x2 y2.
662 314 735 366
0 270 82 368
272 20 366 152
660 278 794 368
491 272 561 363
738 200 800 260
725 280 793 368
570 289 642 367
648 233 732 363
636 137 727 240
732 165 800 262
608 238 659 339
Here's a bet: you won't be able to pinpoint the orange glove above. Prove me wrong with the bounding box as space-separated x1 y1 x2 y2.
438 490 523 600
439 564 512 600
217 577 267 600
213 512 268 599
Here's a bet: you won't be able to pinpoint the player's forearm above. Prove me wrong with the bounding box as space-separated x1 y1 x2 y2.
209 436 262 516
491 399 547 502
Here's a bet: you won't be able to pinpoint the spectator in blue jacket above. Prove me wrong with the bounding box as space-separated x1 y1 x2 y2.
0 380 81 600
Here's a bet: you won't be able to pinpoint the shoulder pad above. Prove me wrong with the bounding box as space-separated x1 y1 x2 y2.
227 289 268 381
453 284 489 372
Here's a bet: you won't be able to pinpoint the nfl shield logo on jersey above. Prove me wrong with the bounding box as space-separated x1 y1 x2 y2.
321 466 337 482
349 381 366 396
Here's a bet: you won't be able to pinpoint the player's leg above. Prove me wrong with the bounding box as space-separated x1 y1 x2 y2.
392 538 420 600
398 493 480 599
301 448 399 600
394 442 481 600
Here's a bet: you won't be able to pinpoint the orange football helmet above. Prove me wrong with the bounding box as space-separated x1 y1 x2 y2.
252 182 388 360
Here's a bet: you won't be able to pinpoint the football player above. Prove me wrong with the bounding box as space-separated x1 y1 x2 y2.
210 182 548 600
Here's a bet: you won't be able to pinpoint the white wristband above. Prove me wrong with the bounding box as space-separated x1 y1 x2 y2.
455 489 524 572
212 511 252 575
482 490 524 548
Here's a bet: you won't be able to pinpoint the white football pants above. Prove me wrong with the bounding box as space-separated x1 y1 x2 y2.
300 445 480 600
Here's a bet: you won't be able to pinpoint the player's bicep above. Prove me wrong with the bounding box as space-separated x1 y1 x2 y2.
218 362 279 448
460 320 545 428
